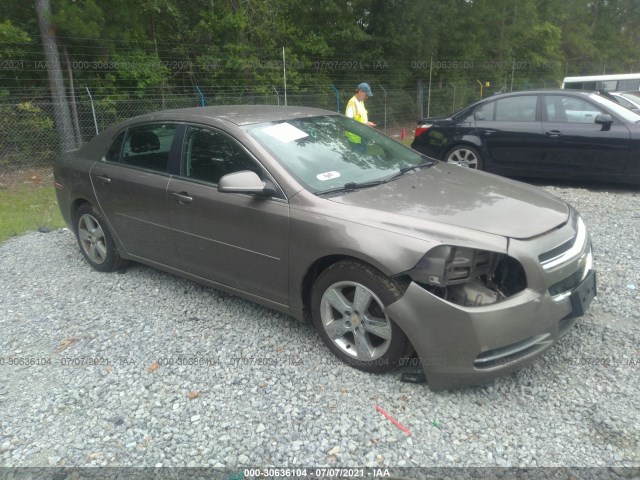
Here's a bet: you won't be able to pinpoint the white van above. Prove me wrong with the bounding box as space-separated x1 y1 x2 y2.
562 73 640 91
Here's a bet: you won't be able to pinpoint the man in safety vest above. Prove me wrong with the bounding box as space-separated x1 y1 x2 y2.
345 83 376 151
345 82 376 127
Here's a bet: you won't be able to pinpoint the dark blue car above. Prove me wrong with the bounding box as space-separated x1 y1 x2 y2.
411 90 640 184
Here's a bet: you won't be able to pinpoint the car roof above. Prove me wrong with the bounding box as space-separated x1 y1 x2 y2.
612 91 640 96
488 89 601 98
121 105 337 127
452 89 609 116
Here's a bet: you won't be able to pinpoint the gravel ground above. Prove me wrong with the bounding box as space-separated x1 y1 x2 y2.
0 182 639 470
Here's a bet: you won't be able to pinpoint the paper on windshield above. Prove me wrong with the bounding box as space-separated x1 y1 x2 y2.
316 171 340 181
261 122 309 143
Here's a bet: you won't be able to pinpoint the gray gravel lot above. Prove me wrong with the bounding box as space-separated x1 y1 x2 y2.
0 182 639 469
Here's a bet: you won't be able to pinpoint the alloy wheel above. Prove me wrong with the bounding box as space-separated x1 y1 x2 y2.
77 213 107 264
319 281 392 361
447 148 480 169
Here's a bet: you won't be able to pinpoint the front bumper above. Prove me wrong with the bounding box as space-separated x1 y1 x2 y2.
386 270 595 390
386 213 596 391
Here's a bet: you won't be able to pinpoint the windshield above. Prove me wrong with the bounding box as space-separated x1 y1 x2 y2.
618 92 640 106
246 115 429 193
589 93 640 122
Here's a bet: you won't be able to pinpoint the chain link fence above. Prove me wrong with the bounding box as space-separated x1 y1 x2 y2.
0 81 554 171
0 86 429 171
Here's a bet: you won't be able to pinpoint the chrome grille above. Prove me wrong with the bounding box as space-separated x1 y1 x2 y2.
539 217 587 271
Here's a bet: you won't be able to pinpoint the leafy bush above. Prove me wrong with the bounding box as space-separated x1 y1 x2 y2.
0 102 57 169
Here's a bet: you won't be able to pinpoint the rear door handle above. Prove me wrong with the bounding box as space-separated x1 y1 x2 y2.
545 130 563 138
481 129 497 135
95 175 111 184
170 192 193 204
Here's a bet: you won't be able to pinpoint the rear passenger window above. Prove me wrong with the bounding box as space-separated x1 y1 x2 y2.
474 102 495 121
122 124 176 172
474 96 537 122
495 96 537 122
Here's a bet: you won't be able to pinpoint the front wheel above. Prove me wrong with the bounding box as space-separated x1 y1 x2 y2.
311 261 412 373
74 203 125 272
445 145 483 170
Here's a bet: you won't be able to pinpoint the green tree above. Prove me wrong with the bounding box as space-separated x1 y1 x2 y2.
36 0 76 151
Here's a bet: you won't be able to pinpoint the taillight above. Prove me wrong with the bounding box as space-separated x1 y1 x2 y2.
414 123 432 139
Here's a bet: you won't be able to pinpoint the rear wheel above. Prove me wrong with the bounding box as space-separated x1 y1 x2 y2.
446 145 483 170
74 203 125 272
311 260 412 373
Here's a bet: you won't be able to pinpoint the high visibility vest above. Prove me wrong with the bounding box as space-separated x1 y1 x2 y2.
345 96 368 124
345 96 368 144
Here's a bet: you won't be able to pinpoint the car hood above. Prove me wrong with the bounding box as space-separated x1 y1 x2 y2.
328 164 569 239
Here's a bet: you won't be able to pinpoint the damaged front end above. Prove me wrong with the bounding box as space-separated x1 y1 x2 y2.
405 245 527 307
386 213 596 391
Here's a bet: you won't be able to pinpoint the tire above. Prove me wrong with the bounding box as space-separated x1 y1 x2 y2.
74 203 125 272
311 260 412 373
445 145 483 170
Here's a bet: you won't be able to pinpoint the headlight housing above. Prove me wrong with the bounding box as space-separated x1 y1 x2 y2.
407 245 527 307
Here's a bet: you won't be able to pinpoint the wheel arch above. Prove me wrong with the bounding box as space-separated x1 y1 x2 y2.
306 255 415 372
299 254 411 321
444 138 483 157
73 201 126 271
69 197 126 256
70 197 92 230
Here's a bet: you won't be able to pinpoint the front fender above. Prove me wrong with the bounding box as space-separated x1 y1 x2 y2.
287 193 507 312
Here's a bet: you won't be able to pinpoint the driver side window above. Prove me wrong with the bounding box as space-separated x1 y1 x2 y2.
545 96 603 124
181 126 261 184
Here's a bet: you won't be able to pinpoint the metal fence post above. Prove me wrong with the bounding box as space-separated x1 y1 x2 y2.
427 56 433 117
271 85 280 106
195 86 205 107
378 83 387 132
85 87 99 135
449 82 456 113
417 81 424 119
331 85 340 113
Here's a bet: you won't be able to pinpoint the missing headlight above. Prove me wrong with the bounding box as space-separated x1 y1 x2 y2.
407 246 527 306
446 279 500 306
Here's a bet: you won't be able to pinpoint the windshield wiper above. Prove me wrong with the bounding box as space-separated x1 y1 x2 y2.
386 159 436 181
315 160 435 196
315 180 387 196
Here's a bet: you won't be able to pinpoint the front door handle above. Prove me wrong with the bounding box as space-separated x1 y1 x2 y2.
95 175 111 184
170 192 193 204
482 129 497 135
545 130 563 138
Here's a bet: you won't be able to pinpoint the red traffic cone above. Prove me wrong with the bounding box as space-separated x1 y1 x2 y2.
401 128 406 139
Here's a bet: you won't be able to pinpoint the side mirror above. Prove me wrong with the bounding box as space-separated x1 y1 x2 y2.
218 170 276 196
595 113 614 131
595 113 614 125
